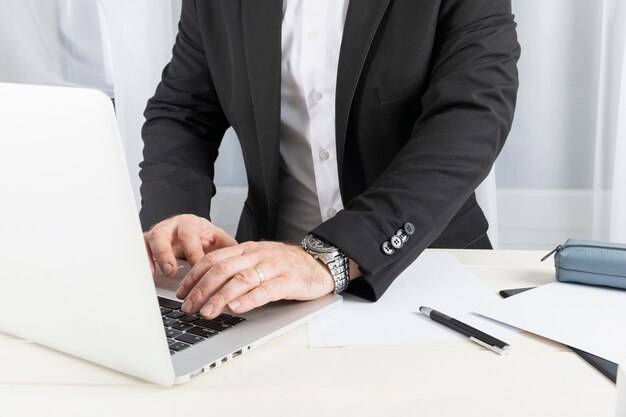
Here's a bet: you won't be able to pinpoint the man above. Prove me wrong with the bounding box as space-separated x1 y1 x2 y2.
140 0 520 320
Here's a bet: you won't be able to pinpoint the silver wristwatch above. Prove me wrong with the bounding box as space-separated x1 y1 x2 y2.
301 233 350 294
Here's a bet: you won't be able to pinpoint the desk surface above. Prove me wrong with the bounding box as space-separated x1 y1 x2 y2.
0 250 616 416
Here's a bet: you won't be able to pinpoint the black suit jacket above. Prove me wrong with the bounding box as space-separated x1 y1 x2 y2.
139 0 520 301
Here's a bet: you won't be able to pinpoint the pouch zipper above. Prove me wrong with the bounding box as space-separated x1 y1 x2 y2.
541 245 563 262
541 243 626 262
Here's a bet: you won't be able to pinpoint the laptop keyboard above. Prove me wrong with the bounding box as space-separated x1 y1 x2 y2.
158 296 246 355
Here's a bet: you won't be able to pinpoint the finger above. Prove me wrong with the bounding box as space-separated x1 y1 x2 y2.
144 235 155 275
177 223 205 266
146 224 179 276
204 227 238 251
227 276 288 315
197 264 269 318
176 244 249 299
181 255 260 315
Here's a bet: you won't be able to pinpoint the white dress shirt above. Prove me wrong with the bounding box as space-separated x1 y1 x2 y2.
276 0 351 243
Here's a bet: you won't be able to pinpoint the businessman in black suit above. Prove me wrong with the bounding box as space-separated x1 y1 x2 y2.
140 0 520 319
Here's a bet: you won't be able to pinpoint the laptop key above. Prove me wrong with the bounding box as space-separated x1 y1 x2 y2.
179 314 200 323
176 333 205 345
224 317 246 326
213 313 233 323
194 318 231 332
169 341 191 352
160 307 173 315
158 297 183 310
165 310 186 319
170 350 176 355
171 321 194 331
162 317 178 327
187 326 218 338
165 328 183 339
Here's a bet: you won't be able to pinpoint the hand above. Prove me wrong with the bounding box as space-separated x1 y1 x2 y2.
144 214 237 276
175 241 335 318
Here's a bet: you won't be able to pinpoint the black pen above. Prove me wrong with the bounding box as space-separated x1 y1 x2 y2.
419 306 510 355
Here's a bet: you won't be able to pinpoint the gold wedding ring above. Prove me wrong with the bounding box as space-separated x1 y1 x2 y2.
254 266 266 286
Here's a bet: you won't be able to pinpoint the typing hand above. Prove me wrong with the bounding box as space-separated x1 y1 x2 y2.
144 214 237 276
174 241 335 318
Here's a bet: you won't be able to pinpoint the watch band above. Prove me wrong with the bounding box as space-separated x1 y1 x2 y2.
327 252 350 294
301 234 350 294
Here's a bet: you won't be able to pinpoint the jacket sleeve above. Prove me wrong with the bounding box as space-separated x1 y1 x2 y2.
312 0 521 300
139 0 230 231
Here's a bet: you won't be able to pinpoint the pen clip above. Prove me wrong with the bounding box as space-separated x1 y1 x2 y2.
469 336 510 355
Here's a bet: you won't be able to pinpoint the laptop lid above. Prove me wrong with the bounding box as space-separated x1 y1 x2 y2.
0 83 175 386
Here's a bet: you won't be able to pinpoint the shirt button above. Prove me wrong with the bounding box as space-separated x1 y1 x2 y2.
319 149 330 160
308 31 319 40
311 91 323 102
327 208 337 218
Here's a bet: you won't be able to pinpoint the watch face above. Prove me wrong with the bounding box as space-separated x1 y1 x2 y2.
305 234 336 253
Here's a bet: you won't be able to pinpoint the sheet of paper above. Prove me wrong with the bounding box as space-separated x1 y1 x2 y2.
307 252 517 347
476 282 626 364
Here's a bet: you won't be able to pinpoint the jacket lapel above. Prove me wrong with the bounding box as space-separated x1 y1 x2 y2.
336 0 391 181
241 0 283 236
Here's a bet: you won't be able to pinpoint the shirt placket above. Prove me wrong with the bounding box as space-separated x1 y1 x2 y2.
302 0 344 222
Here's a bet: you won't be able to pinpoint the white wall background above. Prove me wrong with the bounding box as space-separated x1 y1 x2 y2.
1 0 625 249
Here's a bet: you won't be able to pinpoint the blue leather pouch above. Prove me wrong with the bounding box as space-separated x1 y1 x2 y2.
542 239 626 289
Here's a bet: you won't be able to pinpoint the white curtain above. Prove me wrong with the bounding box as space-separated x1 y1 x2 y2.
495 0 626 248
0 0 112 93
99 0 179 207
592 0 626 243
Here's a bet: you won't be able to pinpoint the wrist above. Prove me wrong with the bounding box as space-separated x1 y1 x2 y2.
348 259 361 280
313 258 336 294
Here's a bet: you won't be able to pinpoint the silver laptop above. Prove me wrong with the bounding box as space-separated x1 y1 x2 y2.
0 82 341 386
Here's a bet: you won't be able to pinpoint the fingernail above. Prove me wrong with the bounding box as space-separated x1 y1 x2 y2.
228 300 240 311
163 263 173 275
200 304 213 317
176 285 185 299
181 299 192 313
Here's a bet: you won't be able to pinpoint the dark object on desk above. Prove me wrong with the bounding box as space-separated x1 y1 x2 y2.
498 287 535 298
419 306 510 355
541 239 626 290
499 287 617 383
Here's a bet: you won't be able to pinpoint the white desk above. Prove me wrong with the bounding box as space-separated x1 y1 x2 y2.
0 250 616 416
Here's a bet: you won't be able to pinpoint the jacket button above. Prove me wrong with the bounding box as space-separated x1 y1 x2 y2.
403 223 415 235
390 235 403 249
381 241 395 255
396 229 408 243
